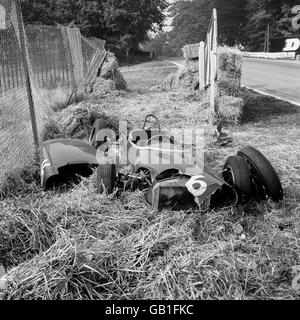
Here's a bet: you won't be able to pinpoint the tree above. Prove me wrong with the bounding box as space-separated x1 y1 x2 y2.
20 0 168 56
168 0 214 52
244 0 299 51
144 31 178 56
167 0 246 52
100 0 168 56
214 0 247 46
275 1 300 36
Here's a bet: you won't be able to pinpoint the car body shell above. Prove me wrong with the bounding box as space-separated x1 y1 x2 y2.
41 139 98 189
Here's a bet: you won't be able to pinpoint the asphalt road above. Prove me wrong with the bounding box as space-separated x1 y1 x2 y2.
242 58 300 106
165 57 300 106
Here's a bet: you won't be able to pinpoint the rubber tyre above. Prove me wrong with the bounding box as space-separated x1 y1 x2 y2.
89 119 107 148
97 164 116 194
237 146 283 202
223 156 252 204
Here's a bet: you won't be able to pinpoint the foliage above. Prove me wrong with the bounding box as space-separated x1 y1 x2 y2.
20 0 300 54
242 0 299 51
168 0 214 52
21 0 168 55
214 0 247 47
167 0 300 53
143 32 179 56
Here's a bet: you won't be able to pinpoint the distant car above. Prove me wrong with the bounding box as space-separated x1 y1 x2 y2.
93 115 283 210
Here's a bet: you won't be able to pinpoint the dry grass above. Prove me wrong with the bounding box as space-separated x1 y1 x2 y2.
35 86 73 112
41 102 120 142
0 59 299 300
0 88 36 179
121 60 178 92
217 96 244 124
1 175 299 300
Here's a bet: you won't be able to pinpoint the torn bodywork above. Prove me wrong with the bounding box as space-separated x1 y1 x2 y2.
41 139 98 189
126 124 238 210
145 172 238 211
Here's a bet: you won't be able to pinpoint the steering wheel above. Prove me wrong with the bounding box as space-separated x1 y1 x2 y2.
143 115 161 132
147 134 172 146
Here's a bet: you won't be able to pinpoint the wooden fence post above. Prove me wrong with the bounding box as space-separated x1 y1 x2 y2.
206 32 211 86
199 41 205 90
65 28 84 98
213 8 218 81
209 50 215 125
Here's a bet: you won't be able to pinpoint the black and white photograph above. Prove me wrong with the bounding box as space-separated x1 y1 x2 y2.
0 0 299 306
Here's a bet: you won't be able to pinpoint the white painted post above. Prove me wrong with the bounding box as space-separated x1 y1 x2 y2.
0 5 6 29
213 8 218 81
206 32 211 86
199 41 205 90
210 50 215 125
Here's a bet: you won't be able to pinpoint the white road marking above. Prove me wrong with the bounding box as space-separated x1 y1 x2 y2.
242 85 300 107
244 57 300 65
121 65 177 72
163 59 184 68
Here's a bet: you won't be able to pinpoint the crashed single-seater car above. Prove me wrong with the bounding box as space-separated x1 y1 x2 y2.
41 114 283 210
91 115 283 210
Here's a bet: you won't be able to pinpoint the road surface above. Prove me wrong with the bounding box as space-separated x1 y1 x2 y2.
242 58 300 106
165 57 300 106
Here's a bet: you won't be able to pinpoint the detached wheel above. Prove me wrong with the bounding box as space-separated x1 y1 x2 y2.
237 146 283 202
223 156 252 204
97 164 116 194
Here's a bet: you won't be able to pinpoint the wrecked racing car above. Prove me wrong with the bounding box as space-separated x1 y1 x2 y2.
93 115 283 210
41 114 283 211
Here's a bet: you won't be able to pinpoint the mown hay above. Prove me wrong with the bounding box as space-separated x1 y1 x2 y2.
89 52 127 97
219 51 243 78
162 47 244 122
217 95 244 124
100 52 119 79
183 44 199 59
0 178 299 300
42 103 119 142
185 58 199 73
60 103 119 140
92 78 117 96
218 71 242 97
218 49 243 97
0 167 40 200
162 67 198 91
41 118 65 142
0 195 56 270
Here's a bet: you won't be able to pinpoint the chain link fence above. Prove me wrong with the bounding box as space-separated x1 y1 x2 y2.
0 0 106 185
